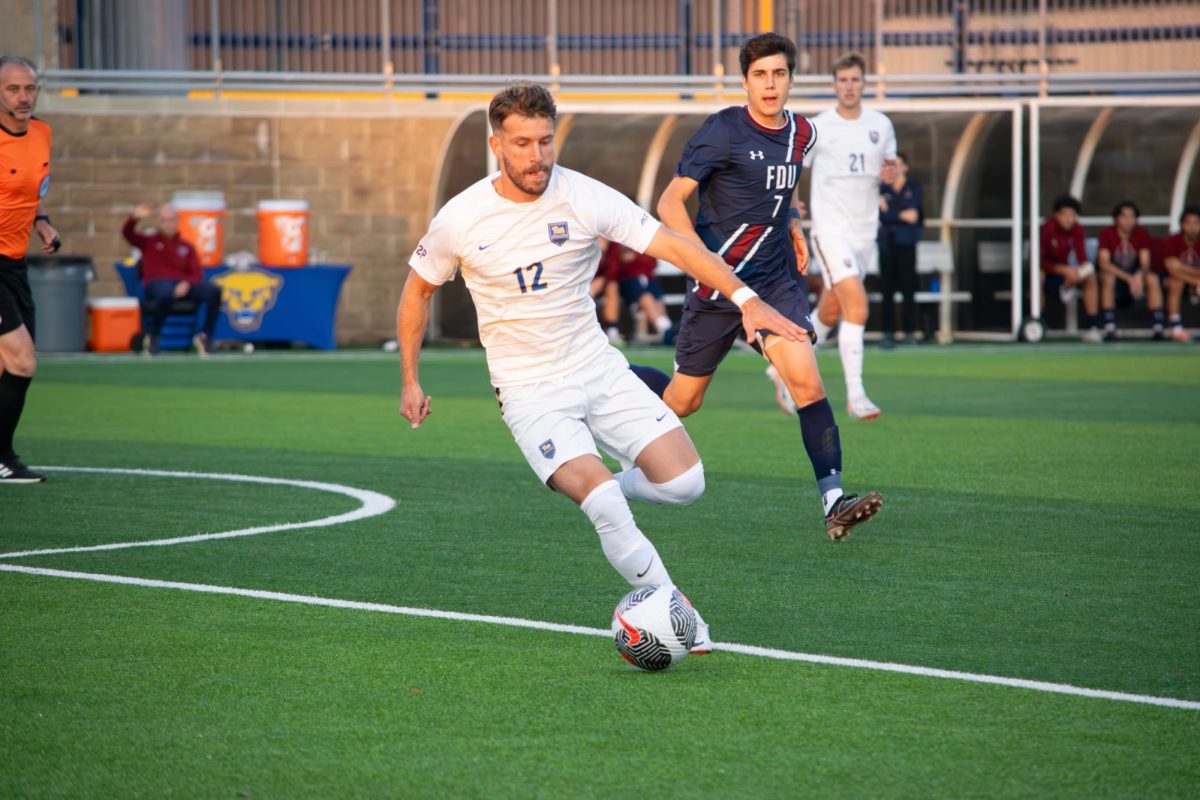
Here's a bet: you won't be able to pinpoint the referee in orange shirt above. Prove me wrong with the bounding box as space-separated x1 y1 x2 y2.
0 56 59 483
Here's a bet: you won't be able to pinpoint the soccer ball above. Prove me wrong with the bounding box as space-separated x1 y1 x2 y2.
611 584 697 671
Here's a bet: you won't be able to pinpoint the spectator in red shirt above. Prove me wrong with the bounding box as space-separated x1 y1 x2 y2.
1096 200 1164 340
122 202 222 356
1161 205 1200 342
1041 194 1101 342
598 239 675 345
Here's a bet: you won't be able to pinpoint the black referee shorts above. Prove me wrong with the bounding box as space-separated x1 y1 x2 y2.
0 256 35 339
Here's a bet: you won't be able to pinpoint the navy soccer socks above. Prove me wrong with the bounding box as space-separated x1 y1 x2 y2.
629 363 671 398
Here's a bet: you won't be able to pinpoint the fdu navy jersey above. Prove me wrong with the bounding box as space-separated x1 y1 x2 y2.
676 106 816 302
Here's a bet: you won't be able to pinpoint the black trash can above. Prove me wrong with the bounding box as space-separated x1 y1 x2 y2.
27 255 96 353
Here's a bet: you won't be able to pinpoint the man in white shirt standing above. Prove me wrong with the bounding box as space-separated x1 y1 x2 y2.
398 82 808 653
796 53 897 421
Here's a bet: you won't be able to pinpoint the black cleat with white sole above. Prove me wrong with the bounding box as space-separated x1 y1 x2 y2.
824 491 883 541
0 453 46 484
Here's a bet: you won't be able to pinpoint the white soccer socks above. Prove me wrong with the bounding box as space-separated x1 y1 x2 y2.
838 320 866 397
580 480 673 588
615 461 705 506
811 315 833 346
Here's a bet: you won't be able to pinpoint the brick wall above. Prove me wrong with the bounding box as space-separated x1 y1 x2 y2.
35 94 461 345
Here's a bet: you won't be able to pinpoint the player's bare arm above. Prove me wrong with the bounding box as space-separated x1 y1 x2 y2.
656 176 707 249
789 193 809 274
397 270 437 429
643 227 808 343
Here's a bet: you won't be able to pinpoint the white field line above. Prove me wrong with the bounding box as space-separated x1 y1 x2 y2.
0 564 1197 713
3 468 1197 713
0 466 396 559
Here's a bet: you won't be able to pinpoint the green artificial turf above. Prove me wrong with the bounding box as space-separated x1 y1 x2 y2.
2 344 1197 798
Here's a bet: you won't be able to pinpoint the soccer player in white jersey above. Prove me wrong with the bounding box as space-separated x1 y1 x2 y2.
398 83 808 653
780 52 897 421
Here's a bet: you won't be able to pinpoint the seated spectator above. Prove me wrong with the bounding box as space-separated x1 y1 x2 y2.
1096 200 1165 340
877 151 923 348
590 253 623 345
122 203 222 356
600 238 675 345
1161 205 1200 343
1041 194 1101 342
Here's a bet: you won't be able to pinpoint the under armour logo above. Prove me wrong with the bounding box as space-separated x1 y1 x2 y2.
749 151 765 160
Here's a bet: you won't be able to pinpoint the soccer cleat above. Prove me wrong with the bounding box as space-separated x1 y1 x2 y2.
1081 328 1104 344
677 591 712 655
192 333 210 357
846 395 881 421
824 491 883 541
0 453 46 484
765 365 797 415
1171 327 1191 342
690 613 712 655
1152 329 1166 341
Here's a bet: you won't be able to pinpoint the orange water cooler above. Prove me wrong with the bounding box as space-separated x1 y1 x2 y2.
172 191 226 267
257 199 310 267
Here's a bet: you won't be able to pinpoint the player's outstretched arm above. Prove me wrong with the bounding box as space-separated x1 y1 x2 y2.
397 270 438 429
644 227 808 343
656 176 707 248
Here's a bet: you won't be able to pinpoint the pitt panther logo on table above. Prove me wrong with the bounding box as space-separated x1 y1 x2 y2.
547 221 569 246
211 268 284 332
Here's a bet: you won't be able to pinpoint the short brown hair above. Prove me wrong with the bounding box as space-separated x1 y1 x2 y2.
488 82 556 133
831 52 866 78
739 33 796 78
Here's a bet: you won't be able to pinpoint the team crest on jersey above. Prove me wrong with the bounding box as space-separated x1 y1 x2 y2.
539 439 556 459
547 221 569 246
869 131 880 144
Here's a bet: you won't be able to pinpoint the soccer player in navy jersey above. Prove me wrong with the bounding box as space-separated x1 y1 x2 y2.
652 33 883 541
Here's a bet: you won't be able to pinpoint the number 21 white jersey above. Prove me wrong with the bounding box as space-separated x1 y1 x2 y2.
409 165 661 388
805 106 896 242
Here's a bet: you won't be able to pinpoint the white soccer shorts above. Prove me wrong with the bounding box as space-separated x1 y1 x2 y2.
498 346 684 486
811 232 877 289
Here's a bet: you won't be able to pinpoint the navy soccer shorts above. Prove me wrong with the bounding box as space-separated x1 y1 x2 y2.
0 260 35 339
673 277 815 378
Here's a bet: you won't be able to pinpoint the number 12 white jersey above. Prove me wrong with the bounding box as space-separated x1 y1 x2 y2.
804 106 897 242
409 165 661 388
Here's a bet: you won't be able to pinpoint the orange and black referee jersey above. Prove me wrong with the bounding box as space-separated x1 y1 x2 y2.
0 117 52 260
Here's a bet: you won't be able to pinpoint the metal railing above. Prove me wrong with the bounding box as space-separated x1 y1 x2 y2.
7 0 1194 88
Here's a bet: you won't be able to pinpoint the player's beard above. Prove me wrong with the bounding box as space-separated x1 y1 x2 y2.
502 154 552 197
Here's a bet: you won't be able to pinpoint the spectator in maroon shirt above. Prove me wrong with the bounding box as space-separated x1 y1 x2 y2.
1162 205 1200 343
122 203 223 356
596 239 675 345
1097 200 1164 340
1041 194 1101 342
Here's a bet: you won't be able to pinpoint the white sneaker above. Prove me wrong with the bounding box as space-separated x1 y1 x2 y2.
1081 327 1103 344
690 612 712 655
765 365 797 415
847 395 882 421
1059 285 1079 304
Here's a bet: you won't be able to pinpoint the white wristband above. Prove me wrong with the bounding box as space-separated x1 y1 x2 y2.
730 287 758 309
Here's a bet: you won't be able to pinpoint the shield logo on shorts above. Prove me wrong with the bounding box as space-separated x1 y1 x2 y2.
539 439 556 459
869 131 879 144
547 222 569 246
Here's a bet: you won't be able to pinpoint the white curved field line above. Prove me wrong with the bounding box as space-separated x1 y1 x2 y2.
2 468 1196 712
0 466 396 559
